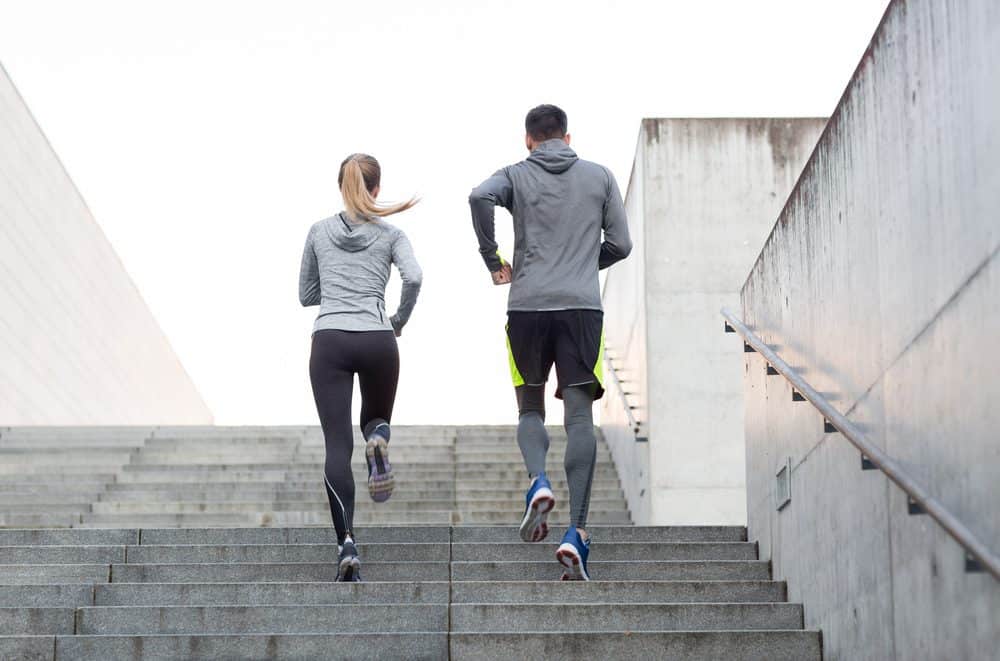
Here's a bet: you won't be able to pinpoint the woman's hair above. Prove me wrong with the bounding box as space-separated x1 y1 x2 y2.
338 153 418 219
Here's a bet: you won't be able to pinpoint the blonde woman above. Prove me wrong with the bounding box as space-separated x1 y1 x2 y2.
299 153 422 582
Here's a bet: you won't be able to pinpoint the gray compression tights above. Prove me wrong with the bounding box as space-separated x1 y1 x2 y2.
516 385 597 529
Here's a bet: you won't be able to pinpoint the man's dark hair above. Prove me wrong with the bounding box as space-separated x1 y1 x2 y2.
525 104 568 141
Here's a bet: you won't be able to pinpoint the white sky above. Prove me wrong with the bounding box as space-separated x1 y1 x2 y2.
0 0 888 425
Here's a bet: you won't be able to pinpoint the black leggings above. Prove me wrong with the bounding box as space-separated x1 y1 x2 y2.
309 329 399 544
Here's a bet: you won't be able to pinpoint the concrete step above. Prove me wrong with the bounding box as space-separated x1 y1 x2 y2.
51 632 449 660
0 585 95 608
0 546 124 564
90 487 623 502
0 438 146 449
75 510 632 527
99 480 623 496
88 580 785 607
450 580 786 604
111 562 450 583
449 511 631 525
449 631 821 660
259 511 631 527
128 526 726 545
94 581 450 606
0 465 121 476
79 514 261 527
0 636 55 661
450 542 755 562
0 514 81 528
0 565 111 585
0 447 135 459
97 541 748 564
138 526 451 545
76 604 449 634
0 482 108 494
0 427 152 441
450 561 772 581
451 526 745 542
125 542 450 563
0 607 75 634
86 499 627 515
0 501 94 511
117 462 621 475
450 602 803 632
0 490 100 502
0 529 138 545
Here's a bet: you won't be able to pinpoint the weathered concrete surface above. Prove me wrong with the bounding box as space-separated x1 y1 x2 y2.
741 1 1000 658
600 132 652 523
0 63 211 424
602 118 825 525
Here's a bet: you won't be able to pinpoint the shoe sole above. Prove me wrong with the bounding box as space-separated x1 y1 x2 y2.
519 487 555 543
366 436 394 503
338 554 361 582
556 542 590 581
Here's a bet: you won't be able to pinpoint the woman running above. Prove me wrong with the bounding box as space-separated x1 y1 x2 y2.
298 153 422 582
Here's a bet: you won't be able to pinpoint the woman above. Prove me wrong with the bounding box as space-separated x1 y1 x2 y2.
299 153 422 582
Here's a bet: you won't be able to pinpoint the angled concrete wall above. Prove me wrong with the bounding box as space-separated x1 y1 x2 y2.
0 63 212 424
741 1 1000 658
601 117 824 525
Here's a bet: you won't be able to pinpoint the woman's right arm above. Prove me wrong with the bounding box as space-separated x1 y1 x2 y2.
298 227 321 307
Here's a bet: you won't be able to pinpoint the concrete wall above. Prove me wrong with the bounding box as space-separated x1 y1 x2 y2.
602 117 824 525
0 63 212 425
601 134 652 523
740 1 1000 658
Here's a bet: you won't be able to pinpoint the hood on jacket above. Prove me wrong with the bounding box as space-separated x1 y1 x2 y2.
527 139 578 174
322 212 381 252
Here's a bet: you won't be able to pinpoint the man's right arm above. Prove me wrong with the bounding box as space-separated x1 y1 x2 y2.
599 169 633 269
469 169 513 273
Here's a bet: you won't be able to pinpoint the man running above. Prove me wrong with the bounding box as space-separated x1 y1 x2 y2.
469 104 632 580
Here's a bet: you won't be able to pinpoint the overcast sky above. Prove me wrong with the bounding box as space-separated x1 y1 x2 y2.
0 0 888 424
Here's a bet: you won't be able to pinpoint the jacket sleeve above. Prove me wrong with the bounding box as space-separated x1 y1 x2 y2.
599 169 633 269
469 169 513 273
389 229 423 334
298 227 321 306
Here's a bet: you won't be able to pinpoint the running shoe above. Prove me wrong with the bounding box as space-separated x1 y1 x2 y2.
556 527 591 581
366 428 394 502
336 537 362 582
519 473 555 543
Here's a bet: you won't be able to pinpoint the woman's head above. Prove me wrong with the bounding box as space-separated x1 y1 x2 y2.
338 153 418 220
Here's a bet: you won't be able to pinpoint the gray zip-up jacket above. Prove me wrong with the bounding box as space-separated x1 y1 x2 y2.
299 212 422 334
469 139 632 311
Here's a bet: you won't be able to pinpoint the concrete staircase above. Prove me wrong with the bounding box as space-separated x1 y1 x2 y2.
0 426 821 659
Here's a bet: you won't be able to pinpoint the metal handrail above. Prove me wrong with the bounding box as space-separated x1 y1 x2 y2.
722 307 1000 581
603 346 645 440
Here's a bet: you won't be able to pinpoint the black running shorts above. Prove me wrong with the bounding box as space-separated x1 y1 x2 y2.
505 310 605 401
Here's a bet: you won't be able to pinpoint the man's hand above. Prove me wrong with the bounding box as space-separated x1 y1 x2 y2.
491 263 513 286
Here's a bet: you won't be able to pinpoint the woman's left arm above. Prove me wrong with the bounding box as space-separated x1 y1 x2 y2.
389 230 423 334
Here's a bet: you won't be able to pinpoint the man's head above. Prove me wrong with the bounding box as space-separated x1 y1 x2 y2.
525 104 570 152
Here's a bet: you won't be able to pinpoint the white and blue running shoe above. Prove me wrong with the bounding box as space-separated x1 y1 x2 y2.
518 473 555 543
556 527 591 581
336 537 362 582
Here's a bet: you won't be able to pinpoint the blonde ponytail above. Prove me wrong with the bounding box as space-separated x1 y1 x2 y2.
339 154 418 220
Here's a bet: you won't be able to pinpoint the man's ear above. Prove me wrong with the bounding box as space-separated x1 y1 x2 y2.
563 133 571 145
525 134 534 152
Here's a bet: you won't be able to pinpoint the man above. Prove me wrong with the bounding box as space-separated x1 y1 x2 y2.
469 104 632 580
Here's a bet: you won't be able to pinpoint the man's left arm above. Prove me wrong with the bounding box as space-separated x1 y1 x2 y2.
599 169 633 269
